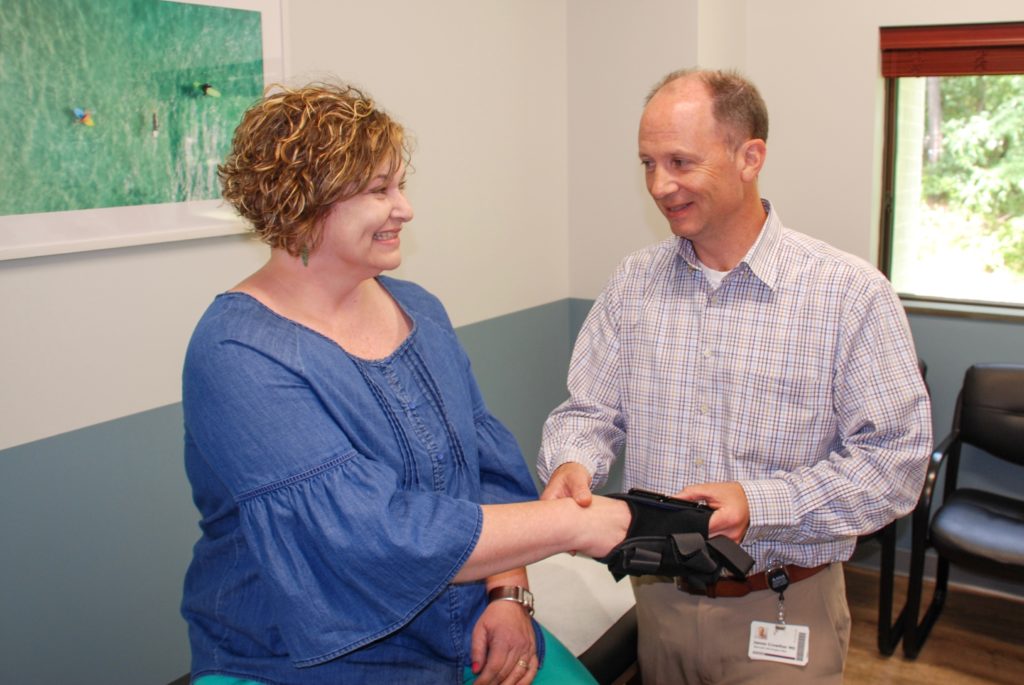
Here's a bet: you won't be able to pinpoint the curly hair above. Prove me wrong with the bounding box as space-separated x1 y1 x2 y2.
645 68 768 149
219 83 409 256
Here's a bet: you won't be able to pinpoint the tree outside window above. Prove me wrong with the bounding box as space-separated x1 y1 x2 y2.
880 23 1024 312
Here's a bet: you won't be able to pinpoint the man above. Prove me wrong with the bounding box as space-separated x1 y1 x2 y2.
538 68 931 684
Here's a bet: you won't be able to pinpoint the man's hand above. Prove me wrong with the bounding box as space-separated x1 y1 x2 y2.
539 462 593 506
675 481 750 543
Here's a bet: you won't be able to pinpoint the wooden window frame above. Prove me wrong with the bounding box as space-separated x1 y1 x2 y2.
878 23 1024 317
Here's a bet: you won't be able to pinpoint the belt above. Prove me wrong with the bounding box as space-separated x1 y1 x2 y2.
675 564 828 598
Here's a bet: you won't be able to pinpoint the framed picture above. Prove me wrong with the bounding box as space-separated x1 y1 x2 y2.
0 0 284 260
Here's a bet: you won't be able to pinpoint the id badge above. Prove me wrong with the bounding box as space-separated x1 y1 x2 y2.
748 620 810 666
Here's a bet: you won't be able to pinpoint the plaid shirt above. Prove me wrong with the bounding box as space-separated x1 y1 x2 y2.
539 201 932 571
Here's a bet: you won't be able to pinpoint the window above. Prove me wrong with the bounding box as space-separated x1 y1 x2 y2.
879 23 1024 314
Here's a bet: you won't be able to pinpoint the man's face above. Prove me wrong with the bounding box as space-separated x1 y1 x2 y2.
638 80 747 247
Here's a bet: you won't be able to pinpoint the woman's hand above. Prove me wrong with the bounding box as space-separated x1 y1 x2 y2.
470 599 537 684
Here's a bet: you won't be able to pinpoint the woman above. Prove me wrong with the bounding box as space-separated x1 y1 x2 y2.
181 83 630 685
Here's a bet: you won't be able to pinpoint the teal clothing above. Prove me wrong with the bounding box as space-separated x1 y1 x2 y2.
193 626 596 685
463 626 598 684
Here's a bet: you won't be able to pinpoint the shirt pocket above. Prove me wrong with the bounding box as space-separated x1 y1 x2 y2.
725 366 825 466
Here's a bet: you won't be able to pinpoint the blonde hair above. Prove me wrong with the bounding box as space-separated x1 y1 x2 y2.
219 83 409 255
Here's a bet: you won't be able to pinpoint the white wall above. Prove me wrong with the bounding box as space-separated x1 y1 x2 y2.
4 0 1022 450
697 0 747 72
0 234 268 450
746 0 1024 263
2 0 694 450
565 0 756 299
565 0 697 299
285 0 571 327
565 0 1024 299
0 0 571 450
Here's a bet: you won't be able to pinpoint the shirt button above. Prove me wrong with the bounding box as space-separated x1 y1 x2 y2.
694 458 704 467
699 404 709 414
703 348 713 358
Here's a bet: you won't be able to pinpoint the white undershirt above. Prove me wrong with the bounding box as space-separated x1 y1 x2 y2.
699 262 730 289
697 222 769 290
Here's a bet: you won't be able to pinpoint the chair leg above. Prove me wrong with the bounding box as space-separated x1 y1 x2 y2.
902 554 950 659
917 557 950 651
875 522 902 655
901 515 928 659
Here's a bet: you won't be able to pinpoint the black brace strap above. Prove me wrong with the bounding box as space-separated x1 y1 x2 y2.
596 489 754 584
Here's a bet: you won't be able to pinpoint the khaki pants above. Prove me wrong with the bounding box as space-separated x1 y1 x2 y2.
631 563 850 685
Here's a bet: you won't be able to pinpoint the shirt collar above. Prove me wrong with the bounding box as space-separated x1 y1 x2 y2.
742 199 782 291
674 199 782 291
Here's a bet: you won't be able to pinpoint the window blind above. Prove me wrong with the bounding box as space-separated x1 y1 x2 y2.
880 22 1024 76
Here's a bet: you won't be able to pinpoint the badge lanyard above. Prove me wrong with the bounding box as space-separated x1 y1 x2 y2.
766 562 790 624
748 561 810 667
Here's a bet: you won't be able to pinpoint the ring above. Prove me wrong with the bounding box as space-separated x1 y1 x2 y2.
517 658 529 669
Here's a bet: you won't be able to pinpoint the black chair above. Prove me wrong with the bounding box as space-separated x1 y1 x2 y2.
855 357 929 656
901 362 1024 659
857 518 903 655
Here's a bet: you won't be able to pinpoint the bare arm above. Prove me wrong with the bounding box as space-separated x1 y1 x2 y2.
453 496 630 582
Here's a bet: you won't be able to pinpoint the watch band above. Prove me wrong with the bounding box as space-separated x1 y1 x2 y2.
487 585 535 616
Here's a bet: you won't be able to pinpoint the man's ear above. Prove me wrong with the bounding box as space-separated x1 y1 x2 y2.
737 139 767 182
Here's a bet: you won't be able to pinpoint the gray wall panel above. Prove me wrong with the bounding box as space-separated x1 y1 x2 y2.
0 301 578 683
0 404 193 684
4 301 1022 682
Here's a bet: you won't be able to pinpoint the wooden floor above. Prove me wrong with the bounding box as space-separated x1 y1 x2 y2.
844 565 1024 685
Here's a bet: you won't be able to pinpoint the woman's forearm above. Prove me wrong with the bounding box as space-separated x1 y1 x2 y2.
453 496 629 583
485 567 530 593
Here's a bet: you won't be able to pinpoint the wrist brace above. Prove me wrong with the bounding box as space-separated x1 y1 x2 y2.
595 489 754 589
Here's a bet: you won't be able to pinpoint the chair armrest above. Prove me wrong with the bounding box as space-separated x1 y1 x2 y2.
910 429 958 552
918 430 957 514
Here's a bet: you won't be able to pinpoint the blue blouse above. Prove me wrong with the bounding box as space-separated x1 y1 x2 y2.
181 277 541 684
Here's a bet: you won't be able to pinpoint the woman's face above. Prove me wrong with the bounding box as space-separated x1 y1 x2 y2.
316 161 413 279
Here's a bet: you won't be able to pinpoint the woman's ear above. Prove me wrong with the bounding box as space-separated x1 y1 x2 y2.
737 138 767 182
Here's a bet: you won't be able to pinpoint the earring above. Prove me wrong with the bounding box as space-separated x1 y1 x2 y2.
300 245 309 267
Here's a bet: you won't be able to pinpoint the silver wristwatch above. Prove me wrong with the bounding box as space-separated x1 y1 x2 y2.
487 585 535 616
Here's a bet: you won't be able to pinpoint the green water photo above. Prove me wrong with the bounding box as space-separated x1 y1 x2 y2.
0 0 264 215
